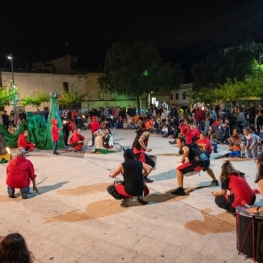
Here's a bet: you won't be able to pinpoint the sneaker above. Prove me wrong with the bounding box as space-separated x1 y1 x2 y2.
120 198 133 207
211 180 219 186
8 189 15 198
144 177 153 183
169 140 176 145
20 188 28 199
137 196 148 205
171 187 185 195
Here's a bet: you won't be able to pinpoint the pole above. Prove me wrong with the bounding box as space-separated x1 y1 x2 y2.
9 54 14 85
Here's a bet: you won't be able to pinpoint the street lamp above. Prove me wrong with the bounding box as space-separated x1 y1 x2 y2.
7 54 14 86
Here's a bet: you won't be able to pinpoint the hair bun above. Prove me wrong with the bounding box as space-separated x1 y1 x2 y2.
225 160 230 165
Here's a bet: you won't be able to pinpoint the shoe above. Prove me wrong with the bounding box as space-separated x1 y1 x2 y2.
8 189 15 198
20 188 28 199
144 177 153 183
137 196 148 205
171 187 185 195
53 152 59 155
211 180 219 186
120 198 133 207
169 140 176 145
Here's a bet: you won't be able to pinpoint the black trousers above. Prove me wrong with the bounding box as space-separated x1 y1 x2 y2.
134 153 155 168
215 194 256 213
107 185 129 200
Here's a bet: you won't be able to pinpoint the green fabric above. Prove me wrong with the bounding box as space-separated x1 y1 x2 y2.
93 148 116 154
1 91 64 150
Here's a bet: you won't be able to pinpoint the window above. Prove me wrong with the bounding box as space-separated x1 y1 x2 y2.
176 93 179 100
170 94 173 100
63 82 69 92
183 92 187 100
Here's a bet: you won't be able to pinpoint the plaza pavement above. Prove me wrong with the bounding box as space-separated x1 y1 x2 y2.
0 129 262 263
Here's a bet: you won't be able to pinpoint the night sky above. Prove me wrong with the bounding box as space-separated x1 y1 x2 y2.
1 0 263 77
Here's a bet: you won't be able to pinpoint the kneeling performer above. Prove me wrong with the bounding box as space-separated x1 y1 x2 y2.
107 148 153 207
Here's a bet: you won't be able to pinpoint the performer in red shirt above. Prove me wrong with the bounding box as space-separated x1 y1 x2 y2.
89 116 100 147
6 147 38 199
196 132 212 154
211 160 255 214
17 130 35 151
69 129 88 151
51 118 62 155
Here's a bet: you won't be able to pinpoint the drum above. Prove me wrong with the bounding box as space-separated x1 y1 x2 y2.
236 207 263 262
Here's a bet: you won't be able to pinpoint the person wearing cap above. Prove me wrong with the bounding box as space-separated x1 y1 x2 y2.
6 147 38 199
107 148 152 207
132 120 155 183
89 116 100 147
17 130 35 151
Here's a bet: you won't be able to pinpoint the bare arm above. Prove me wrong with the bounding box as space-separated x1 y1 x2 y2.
181 146 189 163
138 131 152 152
211 189 227 197
109 164 123 178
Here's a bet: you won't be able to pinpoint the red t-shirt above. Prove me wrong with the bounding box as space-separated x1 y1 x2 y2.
196 137 212 152
6 156 36 188
52 124 60 142
89 121 100 134
222 173 255 208
69 132 85 144
17 134 34 149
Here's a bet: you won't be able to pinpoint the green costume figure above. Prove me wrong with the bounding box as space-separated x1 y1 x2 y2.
0 91 64 150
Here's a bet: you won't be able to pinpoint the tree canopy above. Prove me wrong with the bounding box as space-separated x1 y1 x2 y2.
21 89 49 108
58 87 86 108
0 84 19 107
99 41 183 112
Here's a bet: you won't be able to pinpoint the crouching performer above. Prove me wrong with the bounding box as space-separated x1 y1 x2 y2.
107 148 153 207
171 137 218 195
6 147 38 199
69 129 88 152
211 160 255 214
132 120 155 183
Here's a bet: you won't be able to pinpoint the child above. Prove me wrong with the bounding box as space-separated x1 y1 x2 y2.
0 233 34 263
161 124 168 138
209 133 218 153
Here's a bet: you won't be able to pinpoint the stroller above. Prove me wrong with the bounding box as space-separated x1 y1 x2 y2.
75 117 85 130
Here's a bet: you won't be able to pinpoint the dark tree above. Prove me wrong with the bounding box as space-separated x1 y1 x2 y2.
99 41 183 113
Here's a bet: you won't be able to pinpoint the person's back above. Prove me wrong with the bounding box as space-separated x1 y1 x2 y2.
122 159 143 196
228 173 254 208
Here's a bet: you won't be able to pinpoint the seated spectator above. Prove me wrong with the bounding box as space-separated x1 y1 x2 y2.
123 118 128 129
227 128 245 158
196 132 212 155
209 133 218 153
211 160 255 214
17 130 35 151
69 129 88 152
161 124 168 137
117 116 124 129
0 233 34 263
6 147 38 199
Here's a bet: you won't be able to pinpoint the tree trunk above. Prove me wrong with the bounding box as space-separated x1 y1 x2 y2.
137 95 141 116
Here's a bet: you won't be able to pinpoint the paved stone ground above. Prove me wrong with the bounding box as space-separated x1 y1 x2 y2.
0 129 262 263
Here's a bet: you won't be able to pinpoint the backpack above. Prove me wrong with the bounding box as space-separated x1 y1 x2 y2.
190 144 210 171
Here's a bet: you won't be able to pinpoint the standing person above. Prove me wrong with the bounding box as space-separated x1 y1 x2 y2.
51 118 62 155
107 148 152 207
194 104 205 131
212 160 255 214
171 137 218 196
1 111 9 130
17 130 35 151
243 127 261 161
6 147 38 199
69 129 88 152
241 103 249 122
89 116 100 147
63 119 70 146
9 110 15 127
204 105 212 132
249 102 256 127
0 233 34 263
256 104 263 135
132 120 155 183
